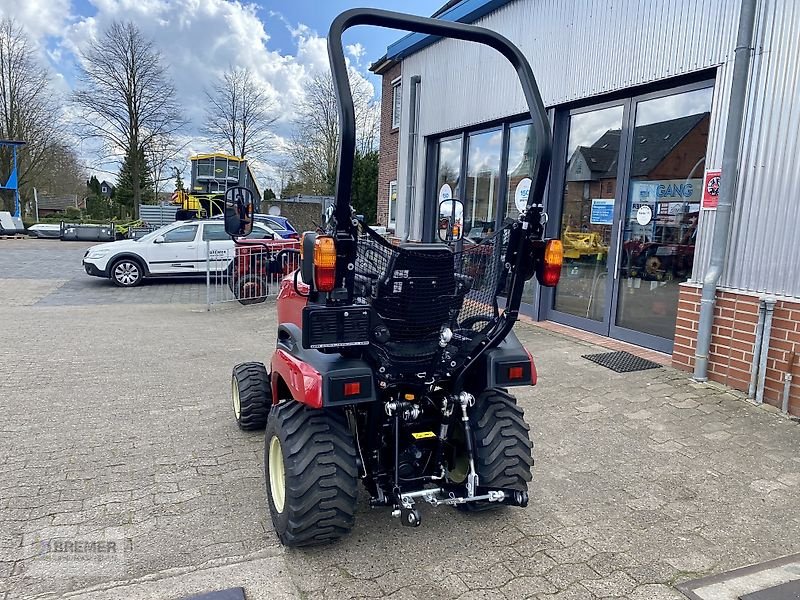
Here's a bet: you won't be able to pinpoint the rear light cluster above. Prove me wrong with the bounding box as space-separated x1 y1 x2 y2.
508 366 525 380
537 239 564 287
313 235 337 292
343 381 361 396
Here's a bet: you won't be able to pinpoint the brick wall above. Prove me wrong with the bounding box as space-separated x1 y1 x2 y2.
673 283 800 415
376 63 401 229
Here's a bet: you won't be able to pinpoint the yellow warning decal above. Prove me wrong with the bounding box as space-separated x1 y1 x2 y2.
412 431 436 440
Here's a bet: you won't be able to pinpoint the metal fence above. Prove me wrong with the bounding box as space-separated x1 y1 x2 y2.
205 241 301 309
139 204 178 228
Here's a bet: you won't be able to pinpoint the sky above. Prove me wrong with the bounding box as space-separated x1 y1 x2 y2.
0 0 443 192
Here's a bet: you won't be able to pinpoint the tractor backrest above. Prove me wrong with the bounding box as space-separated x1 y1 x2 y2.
371 244 456 342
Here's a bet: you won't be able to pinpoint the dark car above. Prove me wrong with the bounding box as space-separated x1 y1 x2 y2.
253 215 299 240
212 214 300 240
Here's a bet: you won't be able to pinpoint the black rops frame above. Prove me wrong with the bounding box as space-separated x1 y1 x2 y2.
327 8 552 387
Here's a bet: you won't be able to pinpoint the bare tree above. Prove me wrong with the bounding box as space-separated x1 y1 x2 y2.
203 67 278 160
289 71 379 195
31 143 86 197
72 21 186 210
145 135 189 196
0 17 63 214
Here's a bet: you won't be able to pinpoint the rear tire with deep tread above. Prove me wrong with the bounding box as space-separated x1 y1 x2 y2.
232 362 270 430
264 401 358 547
459 389 533 512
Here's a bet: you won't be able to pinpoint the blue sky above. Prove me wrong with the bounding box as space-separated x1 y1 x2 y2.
1 0 443 188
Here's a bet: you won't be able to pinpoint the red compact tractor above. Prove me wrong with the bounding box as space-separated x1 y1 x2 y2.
227 237 300 305
223 9 563 547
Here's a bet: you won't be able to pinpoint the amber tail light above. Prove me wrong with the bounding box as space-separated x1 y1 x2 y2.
313 235 337 292
537 239 563 287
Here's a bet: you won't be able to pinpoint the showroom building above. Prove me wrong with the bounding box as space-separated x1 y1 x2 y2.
371 0 800 414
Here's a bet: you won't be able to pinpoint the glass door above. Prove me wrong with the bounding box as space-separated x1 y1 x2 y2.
550 103 626 333
610 86 713 351
464 129 502 243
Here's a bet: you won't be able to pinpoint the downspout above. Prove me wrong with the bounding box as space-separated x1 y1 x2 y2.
402 75 421 242
693 0 758 381
755 297 776 405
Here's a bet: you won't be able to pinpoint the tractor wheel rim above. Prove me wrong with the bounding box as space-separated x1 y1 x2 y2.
242 281 260 298
232 377 241 420
269 436 286 513
115 262 138 285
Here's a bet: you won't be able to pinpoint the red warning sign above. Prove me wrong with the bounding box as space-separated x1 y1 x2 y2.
702 169 721 209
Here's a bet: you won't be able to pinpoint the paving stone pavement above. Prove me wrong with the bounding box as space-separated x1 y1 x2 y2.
1 241 800 599
0 239 209 306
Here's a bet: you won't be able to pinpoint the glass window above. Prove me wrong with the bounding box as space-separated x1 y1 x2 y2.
503 123 538 300
197 159 213 178
388 180 397 227
163 224 198 243
553 105 624 321
228 160 240 180
615 86 712 340
246 226 274 240
391 80 401 129
214 157 227 180
464 130 502 242
202 223 229 241
505 123 535 223
435 137 462 203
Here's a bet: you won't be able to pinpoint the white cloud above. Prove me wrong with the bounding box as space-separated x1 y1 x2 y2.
34 0 380 191
0 0 72 41
346 42 365 62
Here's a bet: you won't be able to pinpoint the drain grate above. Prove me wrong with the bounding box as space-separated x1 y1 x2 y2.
582 350 662 373
739 580 800 599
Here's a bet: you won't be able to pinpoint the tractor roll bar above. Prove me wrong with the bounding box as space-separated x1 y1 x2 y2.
328 8 552 234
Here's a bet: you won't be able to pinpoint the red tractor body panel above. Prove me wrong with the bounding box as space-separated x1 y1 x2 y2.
270 348 323 408
276 273 309 329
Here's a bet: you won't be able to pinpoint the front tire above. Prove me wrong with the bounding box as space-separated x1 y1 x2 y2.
264 401 358 547
457 389 533 511
233 273 268 305
231 362 270 430
110 257 144 287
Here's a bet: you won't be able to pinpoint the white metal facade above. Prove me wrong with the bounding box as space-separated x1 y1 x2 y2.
394 0 800 298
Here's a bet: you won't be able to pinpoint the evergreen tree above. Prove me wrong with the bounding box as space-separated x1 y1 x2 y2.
351 150 378 224
263 187 276 202
174 168 184 191
116 146 155 216
87 175 101 196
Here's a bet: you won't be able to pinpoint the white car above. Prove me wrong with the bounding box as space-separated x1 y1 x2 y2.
82 220 277 287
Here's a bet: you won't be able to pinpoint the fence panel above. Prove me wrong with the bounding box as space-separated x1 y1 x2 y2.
205 241 301 308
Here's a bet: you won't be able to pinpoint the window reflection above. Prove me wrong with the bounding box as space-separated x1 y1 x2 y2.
435 137 462 207
616 87 712 340
505 124 535 222
464 130 502 242
554 105 623 321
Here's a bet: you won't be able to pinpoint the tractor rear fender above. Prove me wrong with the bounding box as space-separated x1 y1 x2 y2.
270 324 376 409
465 330 538 391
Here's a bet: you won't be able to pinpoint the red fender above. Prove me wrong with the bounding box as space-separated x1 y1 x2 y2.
276 272 309 329
270 348 323 408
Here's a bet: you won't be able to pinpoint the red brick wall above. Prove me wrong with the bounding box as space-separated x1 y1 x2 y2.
376 63 401 229
673 283 800 415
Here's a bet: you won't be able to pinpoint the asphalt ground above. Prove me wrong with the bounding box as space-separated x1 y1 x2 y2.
1 238 799 600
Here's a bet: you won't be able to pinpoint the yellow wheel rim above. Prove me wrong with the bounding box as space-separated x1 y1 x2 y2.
232 377 241 420
269 435 286 513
